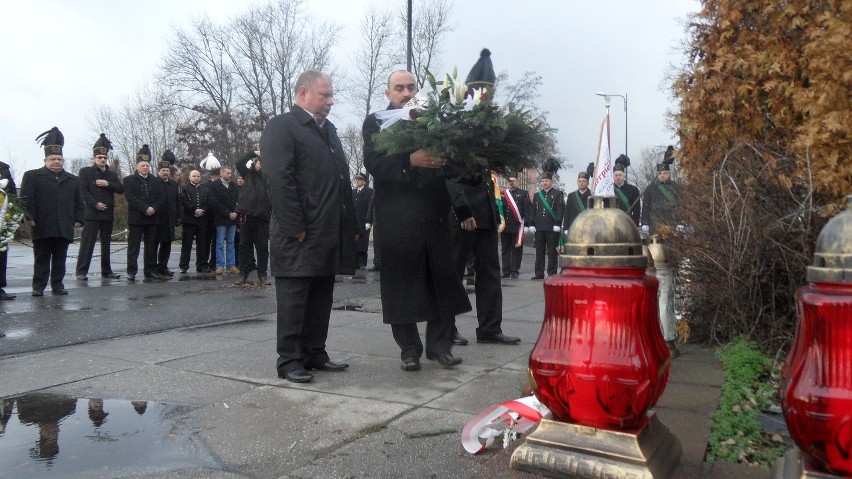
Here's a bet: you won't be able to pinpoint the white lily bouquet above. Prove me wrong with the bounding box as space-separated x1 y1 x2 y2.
0 179 27 252
372 68 551 179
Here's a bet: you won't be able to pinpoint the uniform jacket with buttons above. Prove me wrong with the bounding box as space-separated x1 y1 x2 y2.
527 187 565 231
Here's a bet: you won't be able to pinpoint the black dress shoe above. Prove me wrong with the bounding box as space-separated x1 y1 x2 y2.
52 289 69 296
280 368 314 383
425 351 463 367
31 290 44 297
76 275 88 281
180 268 188 274
500 273 510 278
148 272 171 280
531 275 544 280
477 333 521 345
126 275 136 282
510 273 519 279
306 360 349 372
102 272 121 279
368 266 380 272
0 290 16 300
400 357 421 371
453 332 469 346
160 269 175 277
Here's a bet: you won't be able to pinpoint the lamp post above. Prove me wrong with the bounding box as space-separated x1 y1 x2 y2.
596 92 627 158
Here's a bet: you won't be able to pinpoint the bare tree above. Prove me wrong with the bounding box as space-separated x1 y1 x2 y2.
399 0 454 86
352 6 401 118
339 124 365 181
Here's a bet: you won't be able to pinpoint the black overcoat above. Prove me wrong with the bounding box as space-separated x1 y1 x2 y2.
20 167 84 241
235 160 271 220
362 109 471 324
351 185 373 253
209 179 240 226
641 179 682 233
123 173 165 226
156 179 180 242
261 105 359 277
78 164 123 222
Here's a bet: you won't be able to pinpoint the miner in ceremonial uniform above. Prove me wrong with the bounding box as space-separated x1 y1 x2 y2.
641 146 681 235
351 172 373 270
613 154 641 226
20 127 85 296
154 151 180 277
527 169 564 279
563 164 593 234
178 169 210 273
500 175 529 279
124 145 167 281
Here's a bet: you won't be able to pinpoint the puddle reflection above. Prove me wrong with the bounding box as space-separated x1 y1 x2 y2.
0 393 219 478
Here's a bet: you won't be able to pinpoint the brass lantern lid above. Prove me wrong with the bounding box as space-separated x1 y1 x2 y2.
560 197 647 268
807 194 852 283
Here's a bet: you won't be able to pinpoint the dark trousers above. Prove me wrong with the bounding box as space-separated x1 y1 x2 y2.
275 275 335 373
75 220 115 276
127 224 158 276
205 219 217 267
371 225 380 269
452 227 503 337
0 249 8 289
356 251 368 269
32 237 71 292
179 223 208 271
155 241 172 272
237 216 269 278
391 319 454 360
500 231 523 276
534 231 560 277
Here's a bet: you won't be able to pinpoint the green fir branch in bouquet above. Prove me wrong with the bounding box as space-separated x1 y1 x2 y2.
0 184 28 252
372 69 552 180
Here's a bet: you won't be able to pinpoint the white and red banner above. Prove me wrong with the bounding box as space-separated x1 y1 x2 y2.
592 113 614 197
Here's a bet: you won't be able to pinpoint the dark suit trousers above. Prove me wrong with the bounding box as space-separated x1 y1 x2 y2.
452 227 503 337
500 231 523 275
534 231 560 277
127 224 157 276
391 319 454 360
238 216 269 277
0 249 8 288
76 220 114 276
275 275 335 373
32 237 70 292
179 223 208 271
156 241 172 272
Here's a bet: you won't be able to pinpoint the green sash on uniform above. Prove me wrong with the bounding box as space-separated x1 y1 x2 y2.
573 192 587 212
657 183 676 205
538 190 564 247
615 187 630 210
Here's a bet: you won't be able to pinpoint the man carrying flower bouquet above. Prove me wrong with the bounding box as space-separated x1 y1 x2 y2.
362 70 471 372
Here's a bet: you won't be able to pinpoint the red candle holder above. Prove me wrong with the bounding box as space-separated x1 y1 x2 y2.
779 195 852 477
513 198 680 478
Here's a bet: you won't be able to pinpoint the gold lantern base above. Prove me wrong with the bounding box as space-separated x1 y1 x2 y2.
771 448 844 479
509 411 682 478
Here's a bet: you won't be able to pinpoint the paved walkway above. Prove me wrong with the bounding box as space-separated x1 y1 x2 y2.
0 251 756 478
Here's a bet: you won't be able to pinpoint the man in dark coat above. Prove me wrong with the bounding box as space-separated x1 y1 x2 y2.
261 70 360 383
363 70 471 372
124 145 167 281
351 172 373 269
178 169 211 273
527 172 564 279
366 194 380 271
563 168 592 234
1 160 18 300
21 127 85 296
448 173 521 346
613 154 641 226
234 150 271 285
75 134 124 280
209 166 240 274
641 148 682 235
500 175 529 279
154 153 180 276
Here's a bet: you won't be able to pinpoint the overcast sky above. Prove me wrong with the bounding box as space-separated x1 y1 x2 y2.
0 0 698 182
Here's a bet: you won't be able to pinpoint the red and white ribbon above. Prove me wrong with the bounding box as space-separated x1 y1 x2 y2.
502 188 524 247
461 395 552 454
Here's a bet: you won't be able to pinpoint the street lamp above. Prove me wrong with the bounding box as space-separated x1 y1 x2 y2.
595 92 627 158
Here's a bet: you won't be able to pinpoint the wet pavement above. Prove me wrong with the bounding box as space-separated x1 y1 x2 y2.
1 242 746 478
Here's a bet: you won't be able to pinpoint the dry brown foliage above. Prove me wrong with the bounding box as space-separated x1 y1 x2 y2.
668 0 850 351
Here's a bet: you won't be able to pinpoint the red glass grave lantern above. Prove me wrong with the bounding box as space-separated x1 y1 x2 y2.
529 199 671 430
781 195 852 476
